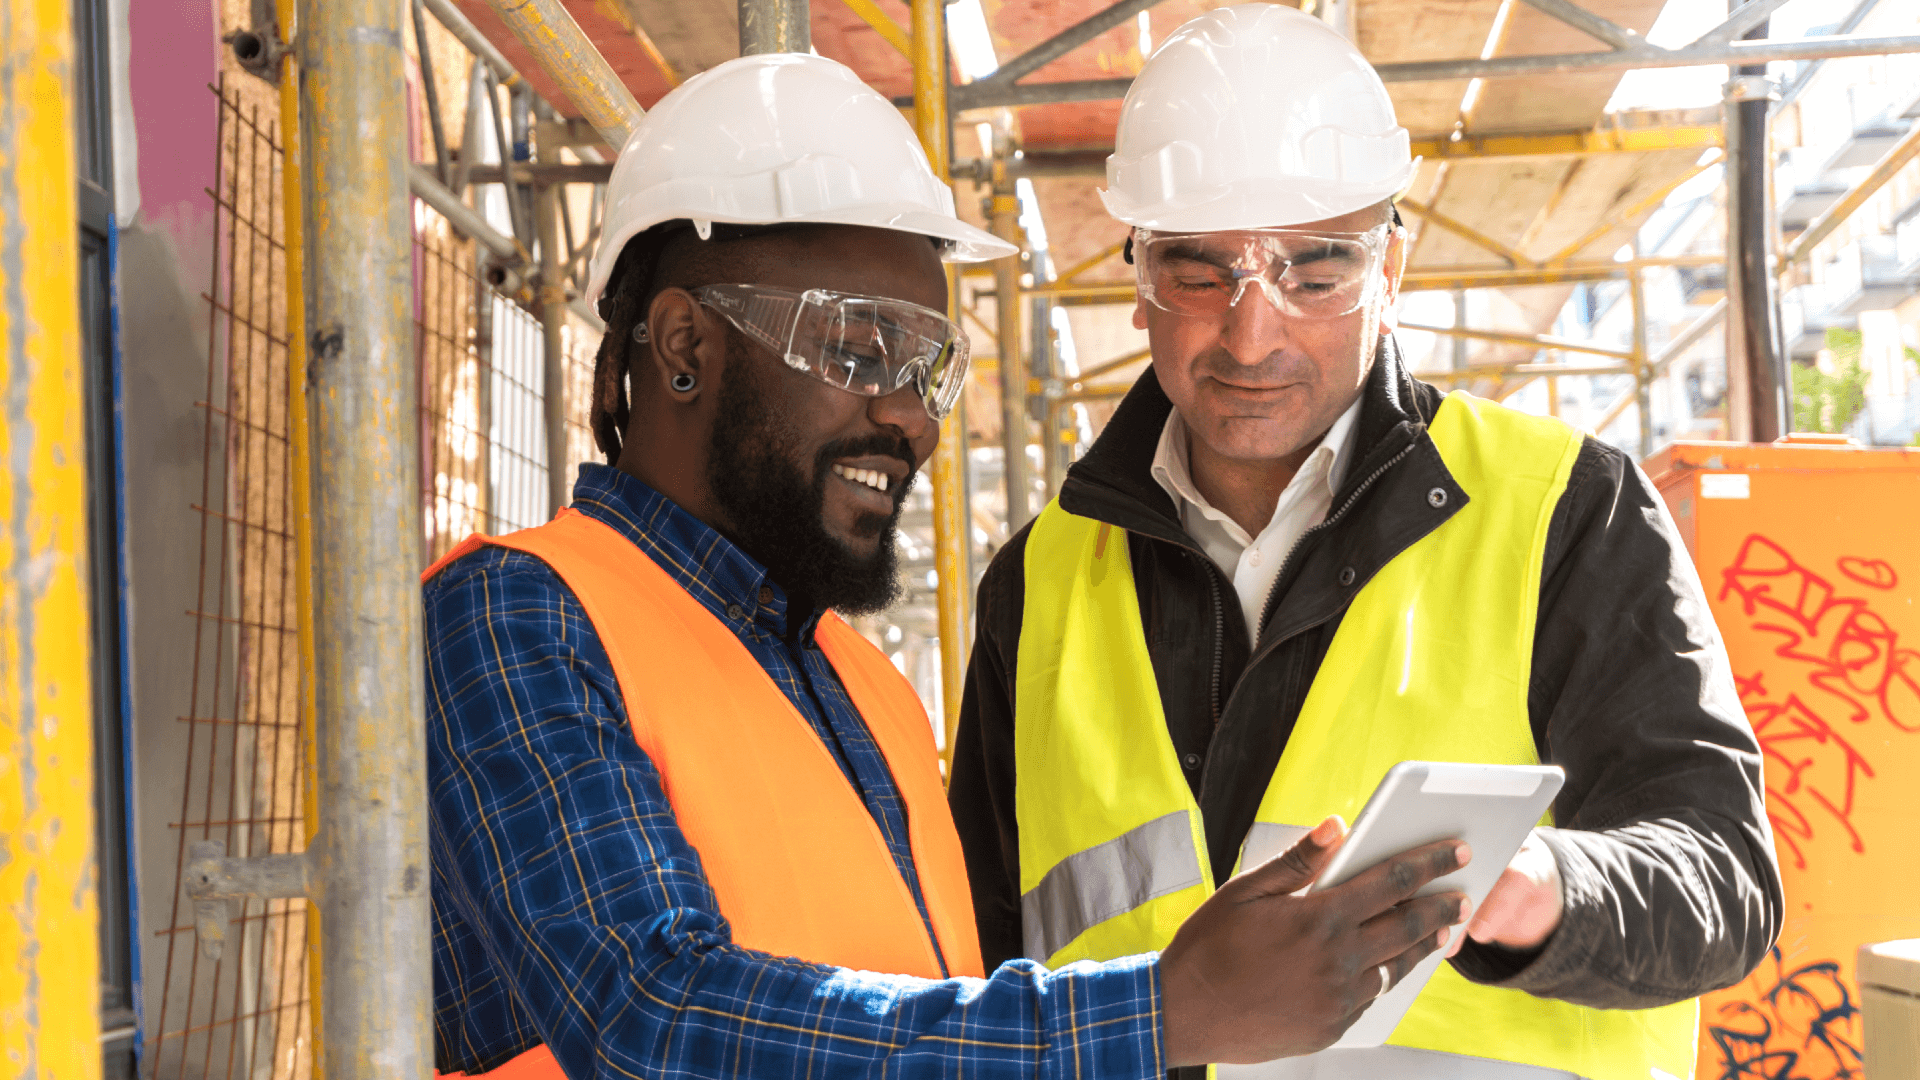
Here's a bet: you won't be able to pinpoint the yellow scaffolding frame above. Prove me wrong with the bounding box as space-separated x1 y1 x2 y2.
0 0 100 1071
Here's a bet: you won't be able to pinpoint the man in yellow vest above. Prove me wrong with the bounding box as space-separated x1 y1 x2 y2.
425 53 1475 1080
950 7 1783 1080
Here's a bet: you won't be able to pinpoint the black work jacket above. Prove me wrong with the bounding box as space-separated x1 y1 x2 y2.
949 340 1783 1009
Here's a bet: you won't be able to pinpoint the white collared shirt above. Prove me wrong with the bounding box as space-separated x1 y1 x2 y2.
1150 398 1363 639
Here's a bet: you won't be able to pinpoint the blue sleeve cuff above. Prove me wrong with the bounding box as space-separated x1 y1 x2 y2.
1033 954 1164 1080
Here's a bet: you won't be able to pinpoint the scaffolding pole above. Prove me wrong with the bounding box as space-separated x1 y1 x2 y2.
297 0 431 1065
480 0 643 149
1629 262 1654 457
990 156 1031 534
740 0 811 53
0 0 99 1064
1723 3 1787 442
539 179 570 517
911 0 972 764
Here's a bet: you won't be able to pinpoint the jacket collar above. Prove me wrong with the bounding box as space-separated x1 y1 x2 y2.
1058 335 1439 544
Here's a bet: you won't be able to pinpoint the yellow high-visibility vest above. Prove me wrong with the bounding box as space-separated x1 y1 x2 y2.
1014 392 1697 1080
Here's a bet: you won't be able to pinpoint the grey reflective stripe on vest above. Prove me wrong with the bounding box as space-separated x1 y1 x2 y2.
1020 810 1203 961
1219 1047 1583 1080
1238 822 1310 874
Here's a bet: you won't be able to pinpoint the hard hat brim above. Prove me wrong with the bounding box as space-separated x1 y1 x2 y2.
1100 168 1414 233
584 208 1014 310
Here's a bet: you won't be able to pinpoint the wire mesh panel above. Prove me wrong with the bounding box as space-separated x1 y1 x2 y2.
416 206 495 562
149 78 312 1080
154 77 606 1076
415 205 602 559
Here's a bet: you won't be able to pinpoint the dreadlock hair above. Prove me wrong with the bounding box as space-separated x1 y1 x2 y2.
588 222 958 464
588 220 810 464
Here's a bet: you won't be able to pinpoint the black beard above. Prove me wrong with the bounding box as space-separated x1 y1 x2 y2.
705 338 918 617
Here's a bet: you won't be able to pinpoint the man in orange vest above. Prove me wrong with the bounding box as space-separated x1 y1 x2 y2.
424 55 1474 1080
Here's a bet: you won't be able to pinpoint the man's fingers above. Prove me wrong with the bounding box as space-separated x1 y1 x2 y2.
1344 926 1448 1018
1357 891 1470 967
1238 815 1346 898
1334 839 1470 918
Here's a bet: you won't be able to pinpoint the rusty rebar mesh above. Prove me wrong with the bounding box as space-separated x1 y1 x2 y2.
149 78 312 1080
155 80 606 1075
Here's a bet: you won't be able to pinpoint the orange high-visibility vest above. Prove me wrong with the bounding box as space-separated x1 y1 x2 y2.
426 508 984 1080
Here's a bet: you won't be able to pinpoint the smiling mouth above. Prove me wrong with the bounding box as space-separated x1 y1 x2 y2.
831 463 894 495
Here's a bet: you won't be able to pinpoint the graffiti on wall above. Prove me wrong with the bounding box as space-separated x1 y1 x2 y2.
1702 533 1918 1080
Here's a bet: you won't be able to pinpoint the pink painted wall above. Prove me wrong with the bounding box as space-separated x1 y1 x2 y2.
126 0 220 280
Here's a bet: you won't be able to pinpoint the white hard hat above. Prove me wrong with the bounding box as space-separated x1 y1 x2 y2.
585 53 1014 309
1101 3 1415 232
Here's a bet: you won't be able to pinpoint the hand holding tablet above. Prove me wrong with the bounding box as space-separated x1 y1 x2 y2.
1304 761 1567 1049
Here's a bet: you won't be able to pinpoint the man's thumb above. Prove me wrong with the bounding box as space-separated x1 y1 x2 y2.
1241 815 1346 897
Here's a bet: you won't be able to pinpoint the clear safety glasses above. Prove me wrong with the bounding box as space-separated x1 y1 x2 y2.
1134 225 1394 321
692 283 970 420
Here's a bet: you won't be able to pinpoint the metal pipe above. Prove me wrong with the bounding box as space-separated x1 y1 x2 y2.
480 0 644 150
1397 321 1637 360
272 7 326 1049
740 0 811 53
948 126 1728 176
977 0 1159 87
538 181 571 518
484 69 533 252
1514 0 1644 51
468 161 614 185
921 33 1920 108
1628 261 1654 456
296 0 432 1064
1724 11 1787 444
1013 254 1725 304
990 177 1031 534
424 0 520 85
455 59 485 197
1783 121 1920 265
1773 0 1881 111
1043 399 1068 498
1654 297 1728 374
911 0 971 765
410 161 528 265
0 0 98 1060
1695 0 1798 49
412 0 452 184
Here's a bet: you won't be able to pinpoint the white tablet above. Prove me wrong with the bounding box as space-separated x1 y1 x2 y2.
1306 761 1566 1048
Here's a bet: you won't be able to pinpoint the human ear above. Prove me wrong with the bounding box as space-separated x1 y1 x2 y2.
1376 226 1409 335
646 288 718 399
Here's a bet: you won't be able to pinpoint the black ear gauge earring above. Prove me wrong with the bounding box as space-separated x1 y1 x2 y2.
670 372 697 393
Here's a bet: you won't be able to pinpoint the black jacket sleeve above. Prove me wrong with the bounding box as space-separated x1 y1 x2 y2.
1449 439 1784 1008
949 528 1032 970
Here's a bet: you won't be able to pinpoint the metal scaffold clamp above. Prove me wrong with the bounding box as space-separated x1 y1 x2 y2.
224 0 291 79
185 841 312 961
1724 74 1779 102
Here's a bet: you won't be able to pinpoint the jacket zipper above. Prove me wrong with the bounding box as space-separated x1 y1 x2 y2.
1201 562 1225 727
1252 441 1420 649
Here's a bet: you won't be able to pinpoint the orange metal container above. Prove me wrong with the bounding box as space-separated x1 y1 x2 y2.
1644 438 1920 1080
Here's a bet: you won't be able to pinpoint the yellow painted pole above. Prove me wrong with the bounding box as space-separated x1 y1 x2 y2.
0 0 102 1069
273 0 325 1059
481 0 644 150
911 0 970 768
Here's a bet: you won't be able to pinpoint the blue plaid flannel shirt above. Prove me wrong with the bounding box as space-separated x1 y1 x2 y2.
426 463 1164 1079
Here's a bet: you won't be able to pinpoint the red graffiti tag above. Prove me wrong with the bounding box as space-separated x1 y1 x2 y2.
1739 682 1874 871
1717 536 1920 870
1720 535 1920 734
1836 557 1897 590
